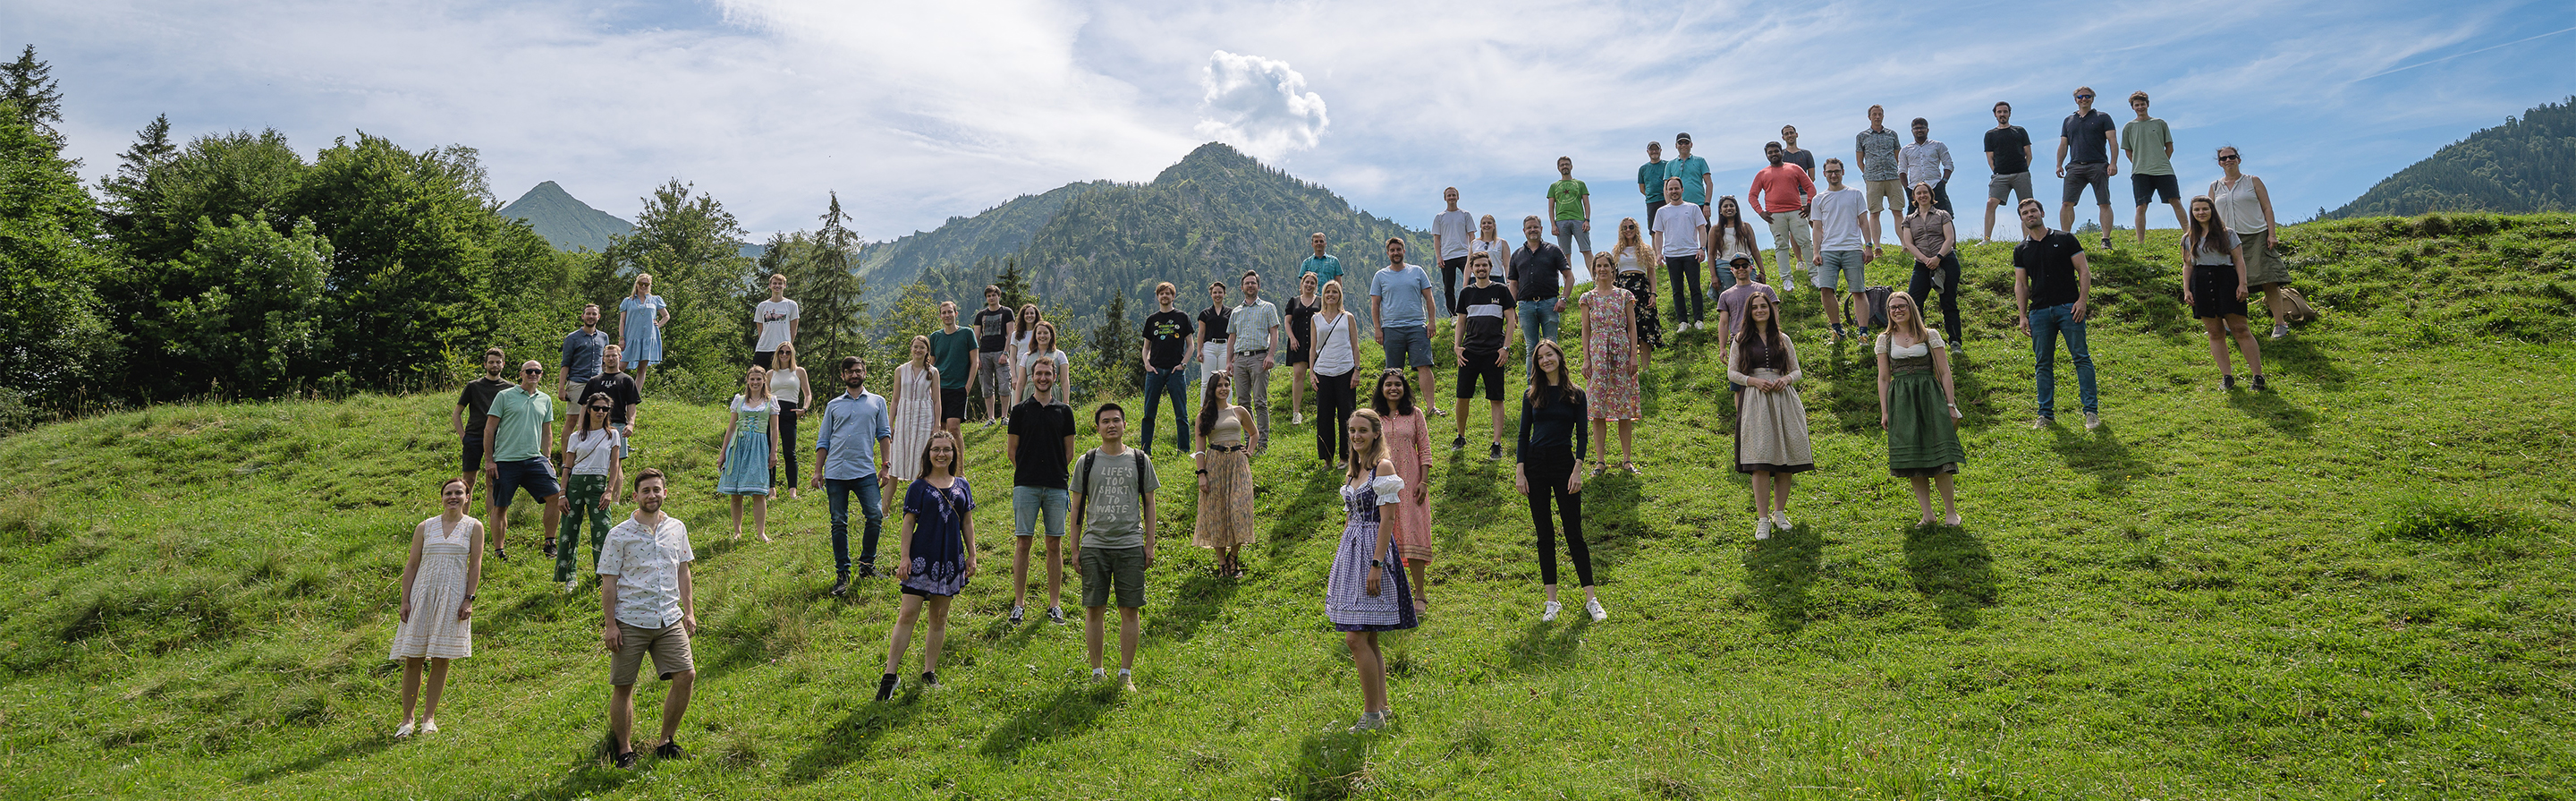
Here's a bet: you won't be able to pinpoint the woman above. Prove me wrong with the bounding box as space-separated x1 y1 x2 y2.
1876 291 1966 526
877 430 979 701
1310 279 1361 468
1580 254 1642 474
555 392 625 587
769 341 812 500
889 336 941 482
1194 281 1232 409
1725 294 1815 540
1710 196 1767 286
2209 147 2292 339
1015 320 1072 405
1370 370 1434 613
617 274 671 385
1608 217 1662 367
1470 215 1513 301
1897 183 1963 351
1514 340 1605 623
1009 304 1044 405
390 478 483 738
1324 407 1413 732
1193 371 1258 577
716 365 783 541
2182 196 2267 390
1284 272 1322 425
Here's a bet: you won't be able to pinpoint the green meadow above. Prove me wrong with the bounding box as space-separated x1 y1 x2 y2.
3 216 2571 800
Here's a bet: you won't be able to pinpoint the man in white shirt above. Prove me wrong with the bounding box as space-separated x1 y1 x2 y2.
752 273 799 370
1808 158 1870 340
597 468 697 769
1227 271 1284 452
1648 178 1710 330
1430 187 1474 318
1898 117 1954 215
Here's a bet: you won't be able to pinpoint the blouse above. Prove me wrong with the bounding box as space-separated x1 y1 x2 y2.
1514 388 1589 463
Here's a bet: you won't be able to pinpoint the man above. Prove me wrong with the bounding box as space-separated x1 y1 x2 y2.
1368 237 1440 415
1508 216 1574 378
811 355 891 594
484 360 567 561
927 301 977 440
751 273 800 370
1546 157 1594 266
1637 141 1669 223
2055 86 2121 249
597 468 697 771
1299 232 1343 296
1808 158 1870 340
453 347 512 498
971 285 1016 426
1779 125 1817 175
1649 177 1710 330
1898 117 1954 214
1449 251 1515 459
561 304 609 403
579 344 643 439
1137 282 1194 456
1748 141 1817 280
1667 133 1713 214
1713 253 1779 343
1066 403 1158 690
1005 358 1078 625
2123 90 2183 244
1983 101 2035 241
1228 270 1284 451
1854 105 1904 257
1431 187 1473 316
2012 198 2101 430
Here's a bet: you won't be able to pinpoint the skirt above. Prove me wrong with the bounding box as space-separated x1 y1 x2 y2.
2240 233 2292 287
1192 447 1257 547
1885 369 1966 477
1614 271 1662 350
1326 520 1419 632
389 548 473 660
716 429 773 495
2189 263 2248 320
1733 369 1816 473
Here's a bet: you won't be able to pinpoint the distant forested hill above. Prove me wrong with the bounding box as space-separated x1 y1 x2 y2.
2328 98 2575 219
851 180 1112 294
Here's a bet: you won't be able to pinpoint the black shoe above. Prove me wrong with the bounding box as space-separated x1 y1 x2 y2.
920 671 940 688
542 540 557 558
829 576 850 597
2221 374 2236 390
654 741 686 760
494 547 508 561
857 563 877 579
2250 374 2267 391
875 673 898 702
614 751 640 770
1450 436 1466 450
1488 442 1503 460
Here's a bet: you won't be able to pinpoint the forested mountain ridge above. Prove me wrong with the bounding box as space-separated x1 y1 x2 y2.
2327 97 2575 219
849 180 1112 294
497 181 632 252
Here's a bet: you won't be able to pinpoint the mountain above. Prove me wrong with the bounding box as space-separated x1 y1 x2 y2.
2328 97 2576 219
497 180 632 252
852 180 1112 294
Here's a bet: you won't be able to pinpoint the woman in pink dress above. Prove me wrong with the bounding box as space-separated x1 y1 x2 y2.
1580 253 1642 473
1368 369 1434 613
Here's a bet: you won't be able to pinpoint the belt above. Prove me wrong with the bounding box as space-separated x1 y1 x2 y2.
1208 444 1247 453
1234 348 1268 357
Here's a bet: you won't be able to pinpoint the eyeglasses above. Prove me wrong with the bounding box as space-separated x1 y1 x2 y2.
2075 93 2093 99
2218 154 2241 161
522 368 543 374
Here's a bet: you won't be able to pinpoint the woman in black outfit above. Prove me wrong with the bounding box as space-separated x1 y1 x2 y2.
1513 339 1606 624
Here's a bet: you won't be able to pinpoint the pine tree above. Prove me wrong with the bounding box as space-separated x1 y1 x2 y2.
994 257 1032 311
1087 293 1135 397
797 192 870 364
104 114 176 197
1 46 63 137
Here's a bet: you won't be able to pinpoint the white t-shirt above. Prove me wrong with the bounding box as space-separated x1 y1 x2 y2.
1433 210 1475 260
1652 203 1707 258
1811 188 1867 251
567 427 626 476
1715 225 1758 262
1473 237 1511 277
1310 311 1358 376
754 299 800 353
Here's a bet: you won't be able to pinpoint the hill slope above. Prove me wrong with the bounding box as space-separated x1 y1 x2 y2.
498 181 634 253
3 217 2573 798
851 180 1112 294
2328 97 2576 218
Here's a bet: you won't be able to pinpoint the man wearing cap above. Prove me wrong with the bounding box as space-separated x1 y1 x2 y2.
1637 141 1670 223
1666 133 1712 216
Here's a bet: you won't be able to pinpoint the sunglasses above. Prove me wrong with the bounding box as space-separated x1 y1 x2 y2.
2218 154 2241 161
589 405 611 413
521 368 543 374
2075 93 2093 99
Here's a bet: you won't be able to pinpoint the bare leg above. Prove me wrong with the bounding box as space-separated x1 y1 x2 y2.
1346 632 1387 714
1983 197 2003 241
399 657 424 725
1417 366 1439 416
1084 606 1106 670
728 496 745 538
1911 476 1936 524
751 495 769 541
1820 288 1843 328
1044 536 1063 611
1588 419 1607 468
2202 318 2233 377
487 500 510 555
609 684 637 754
922 596 953 673
1117 607 1140 670
542 495 564 550
1488 399 1508 447
2058 202 2075 234
1011 536 1033 610
2132 206 2149 243
2097 203 2115 241
2230 315 2264 376
421 658 451 724
1291 365 1308 420
1750 473 1772 517
2166 200 2188 234
658 670 693 746
883 595 923 673
1775 473 1794 516
1406 561 1429 609
1617 420 1634 465
1936 474 1961 524
2262 285 2289 328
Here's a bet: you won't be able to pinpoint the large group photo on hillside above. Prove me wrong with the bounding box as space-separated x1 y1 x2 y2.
4 2 2573 797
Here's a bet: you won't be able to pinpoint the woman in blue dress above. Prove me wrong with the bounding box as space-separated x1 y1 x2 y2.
879 429 979 701
716 366 780 541
617 273 671 385
1325 407 1413 732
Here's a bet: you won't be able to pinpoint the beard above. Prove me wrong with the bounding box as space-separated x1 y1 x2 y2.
639 497 662 514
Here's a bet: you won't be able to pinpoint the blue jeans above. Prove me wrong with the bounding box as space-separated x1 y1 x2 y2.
2029 303 2098 417
825 476 885 575
1140 366 1191 455
1518 299 1562 375
1014 485 1070 538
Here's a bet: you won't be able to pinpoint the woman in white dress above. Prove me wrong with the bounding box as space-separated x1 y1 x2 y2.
391 478 484 738
888 335 942 483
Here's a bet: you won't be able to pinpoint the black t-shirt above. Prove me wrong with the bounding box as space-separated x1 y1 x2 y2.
1453 281 1515 355
580 371 643 425
974 307 1015 352
1142 309 1192 369
1197 306 1232 343
2061 110 2115 164
2012 230 2087 308
1284 296 1321 349
456 377 513 435
1509 242 1569 300
1985 125 2031 175
1006 397 1077 489
1782 149 1816 175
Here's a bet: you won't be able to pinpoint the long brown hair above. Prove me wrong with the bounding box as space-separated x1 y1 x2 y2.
1733 293 1785 373
2185 196 2231 257
918 429 963 481
1524 339 1581 407
1713 196 1758 251
1345 408 1389 481
1198 371 1233 440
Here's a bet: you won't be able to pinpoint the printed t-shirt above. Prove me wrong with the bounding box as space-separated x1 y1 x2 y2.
1453 282 1515 355
1070 448 1160 550
1141 310 1192 369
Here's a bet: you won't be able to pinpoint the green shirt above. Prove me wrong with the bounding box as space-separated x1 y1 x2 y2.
2121 117 2175 176
1300 254 1343 291
928 328 977 390
1547 179 1589 222
486 386 554 462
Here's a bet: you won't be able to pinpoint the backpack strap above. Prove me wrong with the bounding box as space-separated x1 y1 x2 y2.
1071 450 1097 530
1131 452 1149 505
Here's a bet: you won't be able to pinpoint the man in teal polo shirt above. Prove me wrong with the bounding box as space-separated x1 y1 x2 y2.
1667 132 1713 214
484 360 566 562
1300 233 1343 295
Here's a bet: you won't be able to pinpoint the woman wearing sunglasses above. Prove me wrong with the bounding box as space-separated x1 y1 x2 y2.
553 391 626 592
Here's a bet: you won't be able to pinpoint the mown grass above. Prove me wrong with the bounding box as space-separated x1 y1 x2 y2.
3 215 2573 799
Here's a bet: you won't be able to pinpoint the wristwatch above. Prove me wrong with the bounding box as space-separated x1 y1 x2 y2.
1368 558 1385 568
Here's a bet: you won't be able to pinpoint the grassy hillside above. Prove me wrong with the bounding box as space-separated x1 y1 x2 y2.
4 216 2572 799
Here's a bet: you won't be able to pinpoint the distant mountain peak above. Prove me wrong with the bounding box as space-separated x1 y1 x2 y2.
500 182 633 252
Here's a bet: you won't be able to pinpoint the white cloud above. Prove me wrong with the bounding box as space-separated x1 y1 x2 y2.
1191 50 1329 160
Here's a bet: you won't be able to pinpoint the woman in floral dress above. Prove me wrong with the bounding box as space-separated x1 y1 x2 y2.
1579 253 1642 473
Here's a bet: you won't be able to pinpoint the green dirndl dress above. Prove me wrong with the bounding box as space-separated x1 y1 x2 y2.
1881 332 1965 477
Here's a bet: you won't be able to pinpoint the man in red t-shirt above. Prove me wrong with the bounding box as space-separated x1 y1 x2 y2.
1746 142 1818 279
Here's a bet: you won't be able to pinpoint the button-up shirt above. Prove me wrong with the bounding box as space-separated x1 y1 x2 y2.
1898 140 1953 189
1231 298 1282 353
561 328 607 384
1856 127 1902 182
814 389 893 481
597 516 695 629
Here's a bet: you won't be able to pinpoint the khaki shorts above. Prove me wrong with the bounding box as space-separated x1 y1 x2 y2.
1079 545 1149 609
610 620 695 686
1865 179 1906 214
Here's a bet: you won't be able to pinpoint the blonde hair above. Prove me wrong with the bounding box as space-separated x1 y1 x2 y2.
773 340 799 371
1612 217 1648 265
1885 290 1931 343
1345 408 1389 480
1319 278 1344 317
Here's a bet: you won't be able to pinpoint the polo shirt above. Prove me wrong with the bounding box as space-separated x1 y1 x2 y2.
486 386 554 462
1636 158 1668 197
2062 110 2115 163
1509 242 1570 301
2013 230 2088 308
1665 156 1710 204
1299 254 1343 291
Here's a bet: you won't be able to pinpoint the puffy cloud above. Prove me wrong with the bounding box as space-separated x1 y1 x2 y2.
1191 50 1329 160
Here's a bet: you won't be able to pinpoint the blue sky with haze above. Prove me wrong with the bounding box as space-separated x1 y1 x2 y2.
12 0 2571 244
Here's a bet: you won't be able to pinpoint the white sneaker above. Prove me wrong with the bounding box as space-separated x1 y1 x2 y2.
1771 510 1792 529
1755 517 1772 540
1585 598 1607 622
393 721 416 739
1541 601 1562 622
1292 413 1305 425
1349 711 1385 732
2083 411 2102 430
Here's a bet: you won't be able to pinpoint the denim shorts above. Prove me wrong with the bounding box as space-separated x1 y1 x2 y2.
1814 251 1868 291
493 457 563 508
1381 324 1433 369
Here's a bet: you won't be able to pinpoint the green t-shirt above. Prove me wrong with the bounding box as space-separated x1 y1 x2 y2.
486 387 554 462
2122 117 2175 176
1069 447 1159 550
1548 179 1589 222
928 328 978 389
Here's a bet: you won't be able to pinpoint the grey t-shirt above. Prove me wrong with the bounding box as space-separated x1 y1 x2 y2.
1070 448 1160 550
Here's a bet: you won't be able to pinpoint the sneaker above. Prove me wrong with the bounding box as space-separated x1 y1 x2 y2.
614 751 640 770
2031 416 2054 430
920 671 941 689
829 576 850 597
1488 442 1503 460
857 563 878 579
1046 606 1065 625
1349 711 1385 732
1432 406 1449 417
875 673 898 702
1755 517 1772 541
563 579 580 595
1771 510 1792 529
2100 235 2114 250
2251 374 2267 391
542 540 557 558
393 721 416 739
420 719 437 734
1091 668 1107 682
1451 436 1466 451
1586 598 1607 622
493 546 508 561
1008 606 1025 625
1121 672 1138 693
654 741 686 760
2221 373 2236 390
1857 327 1872 340
1541 601 1562 622
2083 411 2102 430
1292 413 1306 425
1831 323 1848 341
2270 323 2290 339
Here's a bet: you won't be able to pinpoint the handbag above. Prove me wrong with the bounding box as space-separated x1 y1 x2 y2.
2275 286 2318 322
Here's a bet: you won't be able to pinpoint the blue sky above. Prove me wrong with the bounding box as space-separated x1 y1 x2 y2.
12 0 2572 244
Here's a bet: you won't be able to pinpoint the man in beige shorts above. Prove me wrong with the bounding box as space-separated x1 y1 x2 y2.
1854 105 1905 258
597 468 698 770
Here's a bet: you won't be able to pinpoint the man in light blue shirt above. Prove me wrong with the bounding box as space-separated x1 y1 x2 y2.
1667 132 1713 214
1228 270 1284 452
811 355 892 595
1299 233 1343 294
1369 237 1442 415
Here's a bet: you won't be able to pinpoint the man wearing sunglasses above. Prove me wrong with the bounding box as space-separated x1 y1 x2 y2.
2055 86 2120 250
484 361 568 561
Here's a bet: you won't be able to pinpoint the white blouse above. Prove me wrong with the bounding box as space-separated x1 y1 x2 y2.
1875 329 1949 358
567 427 625 476
1343 473 1405 506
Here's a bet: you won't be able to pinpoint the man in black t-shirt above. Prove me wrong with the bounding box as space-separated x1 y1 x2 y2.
573 344 643 442
452 347 513 498
1450 251 1516 458
1004 358 1079 625
1138 282 1194 456
972 285 1018 426
2010 199 2099 430
2055 86 2121 248
1982 100 2034 241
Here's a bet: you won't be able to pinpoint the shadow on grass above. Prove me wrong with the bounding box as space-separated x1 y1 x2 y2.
1741 523 1824 632
2252 329 2351 390
2225 388 2318 438
513 762 640 801
2047 423 2146 496
1573 473 1645 575
1436 449 1513 553
780 696 924 785
241 735 397 784
1261 460 1350 559
1148 569 1238 643
1278 729 1383 801
979 681 1122 762
1504 618 1588 672
1902 524 1997 629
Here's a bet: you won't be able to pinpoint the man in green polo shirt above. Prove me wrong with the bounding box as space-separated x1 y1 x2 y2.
2122 90 2183 244
1546 156 1593 266
484 360 566 561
